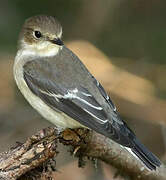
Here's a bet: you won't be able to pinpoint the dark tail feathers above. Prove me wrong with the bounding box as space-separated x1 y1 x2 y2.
132 138 161 170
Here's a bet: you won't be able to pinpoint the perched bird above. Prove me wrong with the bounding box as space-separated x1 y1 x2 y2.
14 15 161 170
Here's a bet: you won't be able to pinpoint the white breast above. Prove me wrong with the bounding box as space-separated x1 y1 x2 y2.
13 49 83 129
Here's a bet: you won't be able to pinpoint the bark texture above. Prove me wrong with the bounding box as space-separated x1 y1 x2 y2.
0 127 165 180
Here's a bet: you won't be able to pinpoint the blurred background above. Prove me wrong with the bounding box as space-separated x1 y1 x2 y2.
0 0 166 179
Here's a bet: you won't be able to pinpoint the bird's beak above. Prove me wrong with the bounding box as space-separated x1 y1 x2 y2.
50 38 64 46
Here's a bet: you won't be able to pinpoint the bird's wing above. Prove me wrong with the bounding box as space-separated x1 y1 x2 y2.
23 60 134 147
21 44 161 170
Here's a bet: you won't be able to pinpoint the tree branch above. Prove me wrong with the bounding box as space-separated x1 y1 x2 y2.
0 127 58 180
60 128 166 180
0 127 165 180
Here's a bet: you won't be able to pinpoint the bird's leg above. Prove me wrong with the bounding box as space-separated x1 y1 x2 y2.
91 158 98 170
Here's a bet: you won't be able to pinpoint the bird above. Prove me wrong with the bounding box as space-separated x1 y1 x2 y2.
13 15 161 170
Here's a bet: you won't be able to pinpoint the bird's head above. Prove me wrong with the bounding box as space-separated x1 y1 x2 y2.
18 15 63 56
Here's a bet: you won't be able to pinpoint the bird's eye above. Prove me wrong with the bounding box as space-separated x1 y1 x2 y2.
34 31 42 39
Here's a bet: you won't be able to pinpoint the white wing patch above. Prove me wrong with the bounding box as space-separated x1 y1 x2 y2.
40 88 102 110
83 108 108 123
39 89 63 102
81 91 92 97
64 88 103 110
39 87 108 124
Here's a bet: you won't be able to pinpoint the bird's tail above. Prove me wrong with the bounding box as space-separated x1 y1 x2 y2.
131 138 161 170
